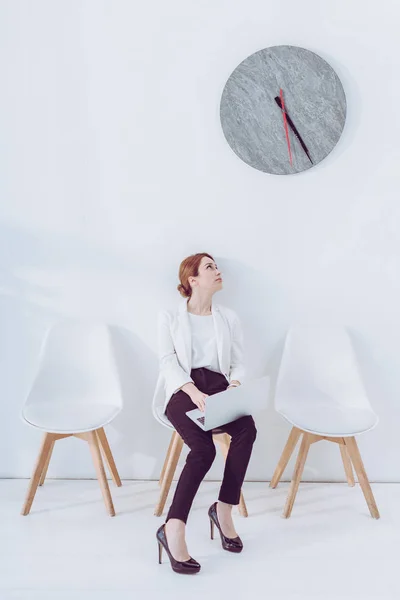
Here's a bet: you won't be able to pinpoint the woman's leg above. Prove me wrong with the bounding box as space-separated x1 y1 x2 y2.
219 415 257 505
217 415 257 537
164 389 216 560
165 390 216 523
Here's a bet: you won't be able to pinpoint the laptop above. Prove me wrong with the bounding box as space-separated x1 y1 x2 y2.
186 376 270 431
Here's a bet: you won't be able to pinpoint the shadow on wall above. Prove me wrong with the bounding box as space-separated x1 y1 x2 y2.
213 255 291 405
0 220 158 319
212 256 292 369
108 325 170 480
0 223 57 317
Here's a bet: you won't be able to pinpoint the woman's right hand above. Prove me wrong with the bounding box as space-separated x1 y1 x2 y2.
190 389 208 412
181 382 208 412
190 388 208 412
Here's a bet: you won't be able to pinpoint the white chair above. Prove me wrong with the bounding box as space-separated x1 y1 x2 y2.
21 321 123 516
270 326 380 519
152 398 248 517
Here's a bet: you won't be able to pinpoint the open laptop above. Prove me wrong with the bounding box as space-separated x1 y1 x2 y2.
186 376 270 431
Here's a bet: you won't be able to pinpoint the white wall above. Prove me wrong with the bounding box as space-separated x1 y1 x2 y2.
1 0 399 482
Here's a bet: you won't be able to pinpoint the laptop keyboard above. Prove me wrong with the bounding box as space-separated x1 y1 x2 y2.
197 416 205 425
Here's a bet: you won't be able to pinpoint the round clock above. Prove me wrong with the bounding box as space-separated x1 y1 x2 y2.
220 45 346 175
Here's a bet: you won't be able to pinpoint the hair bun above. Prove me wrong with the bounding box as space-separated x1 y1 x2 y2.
177 252 214 299
177 283 190 298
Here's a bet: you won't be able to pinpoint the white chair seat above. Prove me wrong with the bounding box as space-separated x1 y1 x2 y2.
278 401 378 437
153 404 173 429
22 401 121 434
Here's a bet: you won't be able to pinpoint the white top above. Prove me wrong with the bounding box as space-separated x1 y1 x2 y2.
188 313 221 373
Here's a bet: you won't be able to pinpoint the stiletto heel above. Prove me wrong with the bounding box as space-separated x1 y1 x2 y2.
158 540 163 564
208 502 243 553
156 524 201 574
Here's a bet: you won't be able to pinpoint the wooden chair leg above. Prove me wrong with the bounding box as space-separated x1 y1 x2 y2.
214 433 248 518
270 427 301 488
213 432 229 459
344 437 380 519
21 433 56 515
238 490 248 518
154 432 184 517
87 431 116 517
39 439 55 486
283 432 311 519
340 441 355 487
158 432 175 487
96 428 122 487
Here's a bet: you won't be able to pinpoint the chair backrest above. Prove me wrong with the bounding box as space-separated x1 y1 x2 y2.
152 374 174 430
24 320 123 410
275 326 373 413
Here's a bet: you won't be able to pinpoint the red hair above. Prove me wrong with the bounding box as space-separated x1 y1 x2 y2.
177 253 215 298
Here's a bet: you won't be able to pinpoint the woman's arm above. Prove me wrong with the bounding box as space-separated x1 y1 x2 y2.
158 310 193 392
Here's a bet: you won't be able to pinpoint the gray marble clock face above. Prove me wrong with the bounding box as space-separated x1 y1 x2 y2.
220 45 346 175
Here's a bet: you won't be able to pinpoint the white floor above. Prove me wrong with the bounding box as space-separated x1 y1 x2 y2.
0 479 398 600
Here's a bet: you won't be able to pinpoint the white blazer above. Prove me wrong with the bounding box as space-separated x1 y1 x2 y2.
152 298 245 427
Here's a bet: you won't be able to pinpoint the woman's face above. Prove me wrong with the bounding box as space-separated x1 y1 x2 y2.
190 256 223 294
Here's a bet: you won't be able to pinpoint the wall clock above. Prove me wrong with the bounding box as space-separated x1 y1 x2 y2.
220 45 346 175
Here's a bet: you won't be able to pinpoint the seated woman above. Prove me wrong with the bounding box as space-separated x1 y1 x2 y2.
153 252 257 574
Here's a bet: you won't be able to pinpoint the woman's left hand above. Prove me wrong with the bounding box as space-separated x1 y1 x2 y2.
227 381 240 390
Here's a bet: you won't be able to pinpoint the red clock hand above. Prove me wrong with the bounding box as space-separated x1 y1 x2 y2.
280 88 293 166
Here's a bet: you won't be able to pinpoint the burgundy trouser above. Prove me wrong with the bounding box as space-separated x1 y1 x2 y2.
165 368 257 524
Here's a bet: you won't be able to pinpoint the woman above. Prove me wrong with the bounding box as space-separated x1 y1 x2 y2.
153 252 257 575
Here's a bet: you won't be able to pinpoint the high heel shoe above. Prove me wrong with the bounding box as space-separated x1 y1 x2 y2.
156 524 201 574
208 502 243 553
